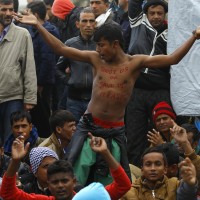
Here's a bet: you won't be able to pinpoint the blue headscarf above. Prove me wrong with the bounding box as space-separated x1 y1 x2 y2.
72 182 111 200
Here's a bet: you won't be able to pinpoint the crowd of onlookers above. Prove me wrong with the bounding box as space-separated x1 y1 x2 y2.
1 0 200 199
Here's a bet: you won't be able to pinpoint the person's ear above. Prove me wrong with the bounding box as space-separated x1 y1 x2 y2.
76 21 80 29
73 177 77 187
193 141 198 149
34 13 40 20
0 147 4 156
30 123 33 131
113 40 119 47
56 126 62 134
163 165 168 175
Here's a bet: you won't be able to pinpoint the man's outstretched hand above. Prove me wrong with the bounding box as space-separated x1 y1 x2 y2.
194 26 200 39
13 12 38 25
179 157 197 186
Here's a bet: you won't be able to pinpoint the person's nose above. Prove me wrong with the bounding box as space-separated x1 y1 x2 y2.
18 126 23 133
153 13 159 18
5 9 12 16
150 164 156 171
91 2 97 9
73 125 76 131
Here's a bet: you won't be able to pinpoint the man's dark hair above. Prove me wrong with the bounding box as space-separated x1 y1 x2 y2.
49 110 75 133
47 160 74 179
0 0 13 5
77 7 95 21
143 0 168 14
94 23 124 49
156 143 179 166
181 123 200 142
140 146 168 167
43 0 54 6
27 0 47 20
10 110 32 126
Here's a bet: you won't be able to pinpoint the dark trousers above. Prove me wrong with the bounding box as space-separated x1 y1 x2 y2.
30 85 52 138
125 88 170 167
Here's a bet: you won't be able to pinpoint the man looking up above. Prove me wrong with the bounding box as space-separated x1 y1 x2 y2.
0 0 37 143
14 13 200 185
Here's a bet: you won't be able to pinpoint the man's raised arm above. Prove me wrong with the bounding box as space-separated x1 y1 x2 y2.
137 27 200 69
88 133 131 200
14 13 95 63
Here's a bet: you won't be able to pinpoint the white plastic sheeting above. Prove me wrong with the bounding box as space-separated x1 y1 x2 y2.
168 0 200 115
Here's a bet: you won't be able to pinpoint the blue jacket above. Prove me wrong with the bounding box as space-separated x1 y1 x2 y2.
28 21 60 86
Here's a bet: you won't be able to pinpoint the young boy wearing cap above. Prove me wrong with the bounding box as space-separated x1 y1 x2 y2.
147 101 176 146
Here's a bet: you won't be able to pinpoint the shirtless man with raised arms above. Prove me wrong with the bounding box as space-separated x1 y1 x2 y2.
14 12 200 185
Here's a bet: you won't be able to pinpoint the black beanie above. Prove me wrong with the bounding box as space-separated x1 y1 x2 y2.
143 0 168 13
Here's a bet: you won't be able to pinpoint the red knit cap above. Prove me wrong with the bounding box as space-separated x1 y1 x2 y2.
52 0 75 20
152 101 176 124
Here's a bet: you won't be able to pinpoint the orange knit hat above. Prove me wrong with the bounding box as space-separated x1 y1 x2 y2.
52 0 75 20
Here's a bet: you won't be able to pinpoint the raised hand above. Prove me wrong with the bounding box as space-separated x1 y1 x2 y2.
13 12 38 25
147 129 164 146
193 26 200 39
88 132 107 153
12 136 30 161
179 157 196 186
170 120 188 145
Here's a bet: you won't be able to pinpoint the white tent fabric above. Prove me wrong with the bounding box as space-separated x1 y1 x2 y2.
168 0 200 115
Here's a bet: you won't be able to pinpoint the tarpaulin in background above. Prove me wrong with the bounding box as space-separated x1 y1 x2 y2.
168 0 200 115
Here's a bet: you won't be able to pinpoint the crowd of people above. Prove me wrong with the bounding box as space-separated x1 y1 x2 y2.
0 0 200 199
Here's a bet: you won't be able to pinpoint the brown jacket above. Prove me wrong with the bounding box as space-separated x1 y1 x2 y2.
121 176 179 200
39 133 64 159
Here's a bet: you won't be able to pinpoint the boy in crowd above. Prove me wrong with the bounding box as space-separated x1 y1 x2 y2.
39 110 76 159
122 146 197 200
4 110 44 164
0 133 131 200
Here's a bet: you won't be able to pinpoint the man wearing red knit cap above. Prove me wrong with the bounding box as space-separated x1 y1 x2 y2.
148 101 176 146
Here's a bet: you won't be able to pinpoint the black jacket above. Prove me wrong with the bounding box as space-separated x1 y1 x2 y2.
128 0 170 90
56 34 96 100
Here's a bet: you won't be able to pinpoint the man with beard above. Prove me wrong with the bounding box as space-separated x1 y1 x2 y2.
0 0 37 144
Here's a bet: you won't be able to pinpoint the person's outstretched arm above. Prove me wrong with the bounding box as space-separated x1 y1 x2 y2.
170 121 200 190
14 13 96 64
177 157 198 200
88 133 131 200
135 27 200 69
